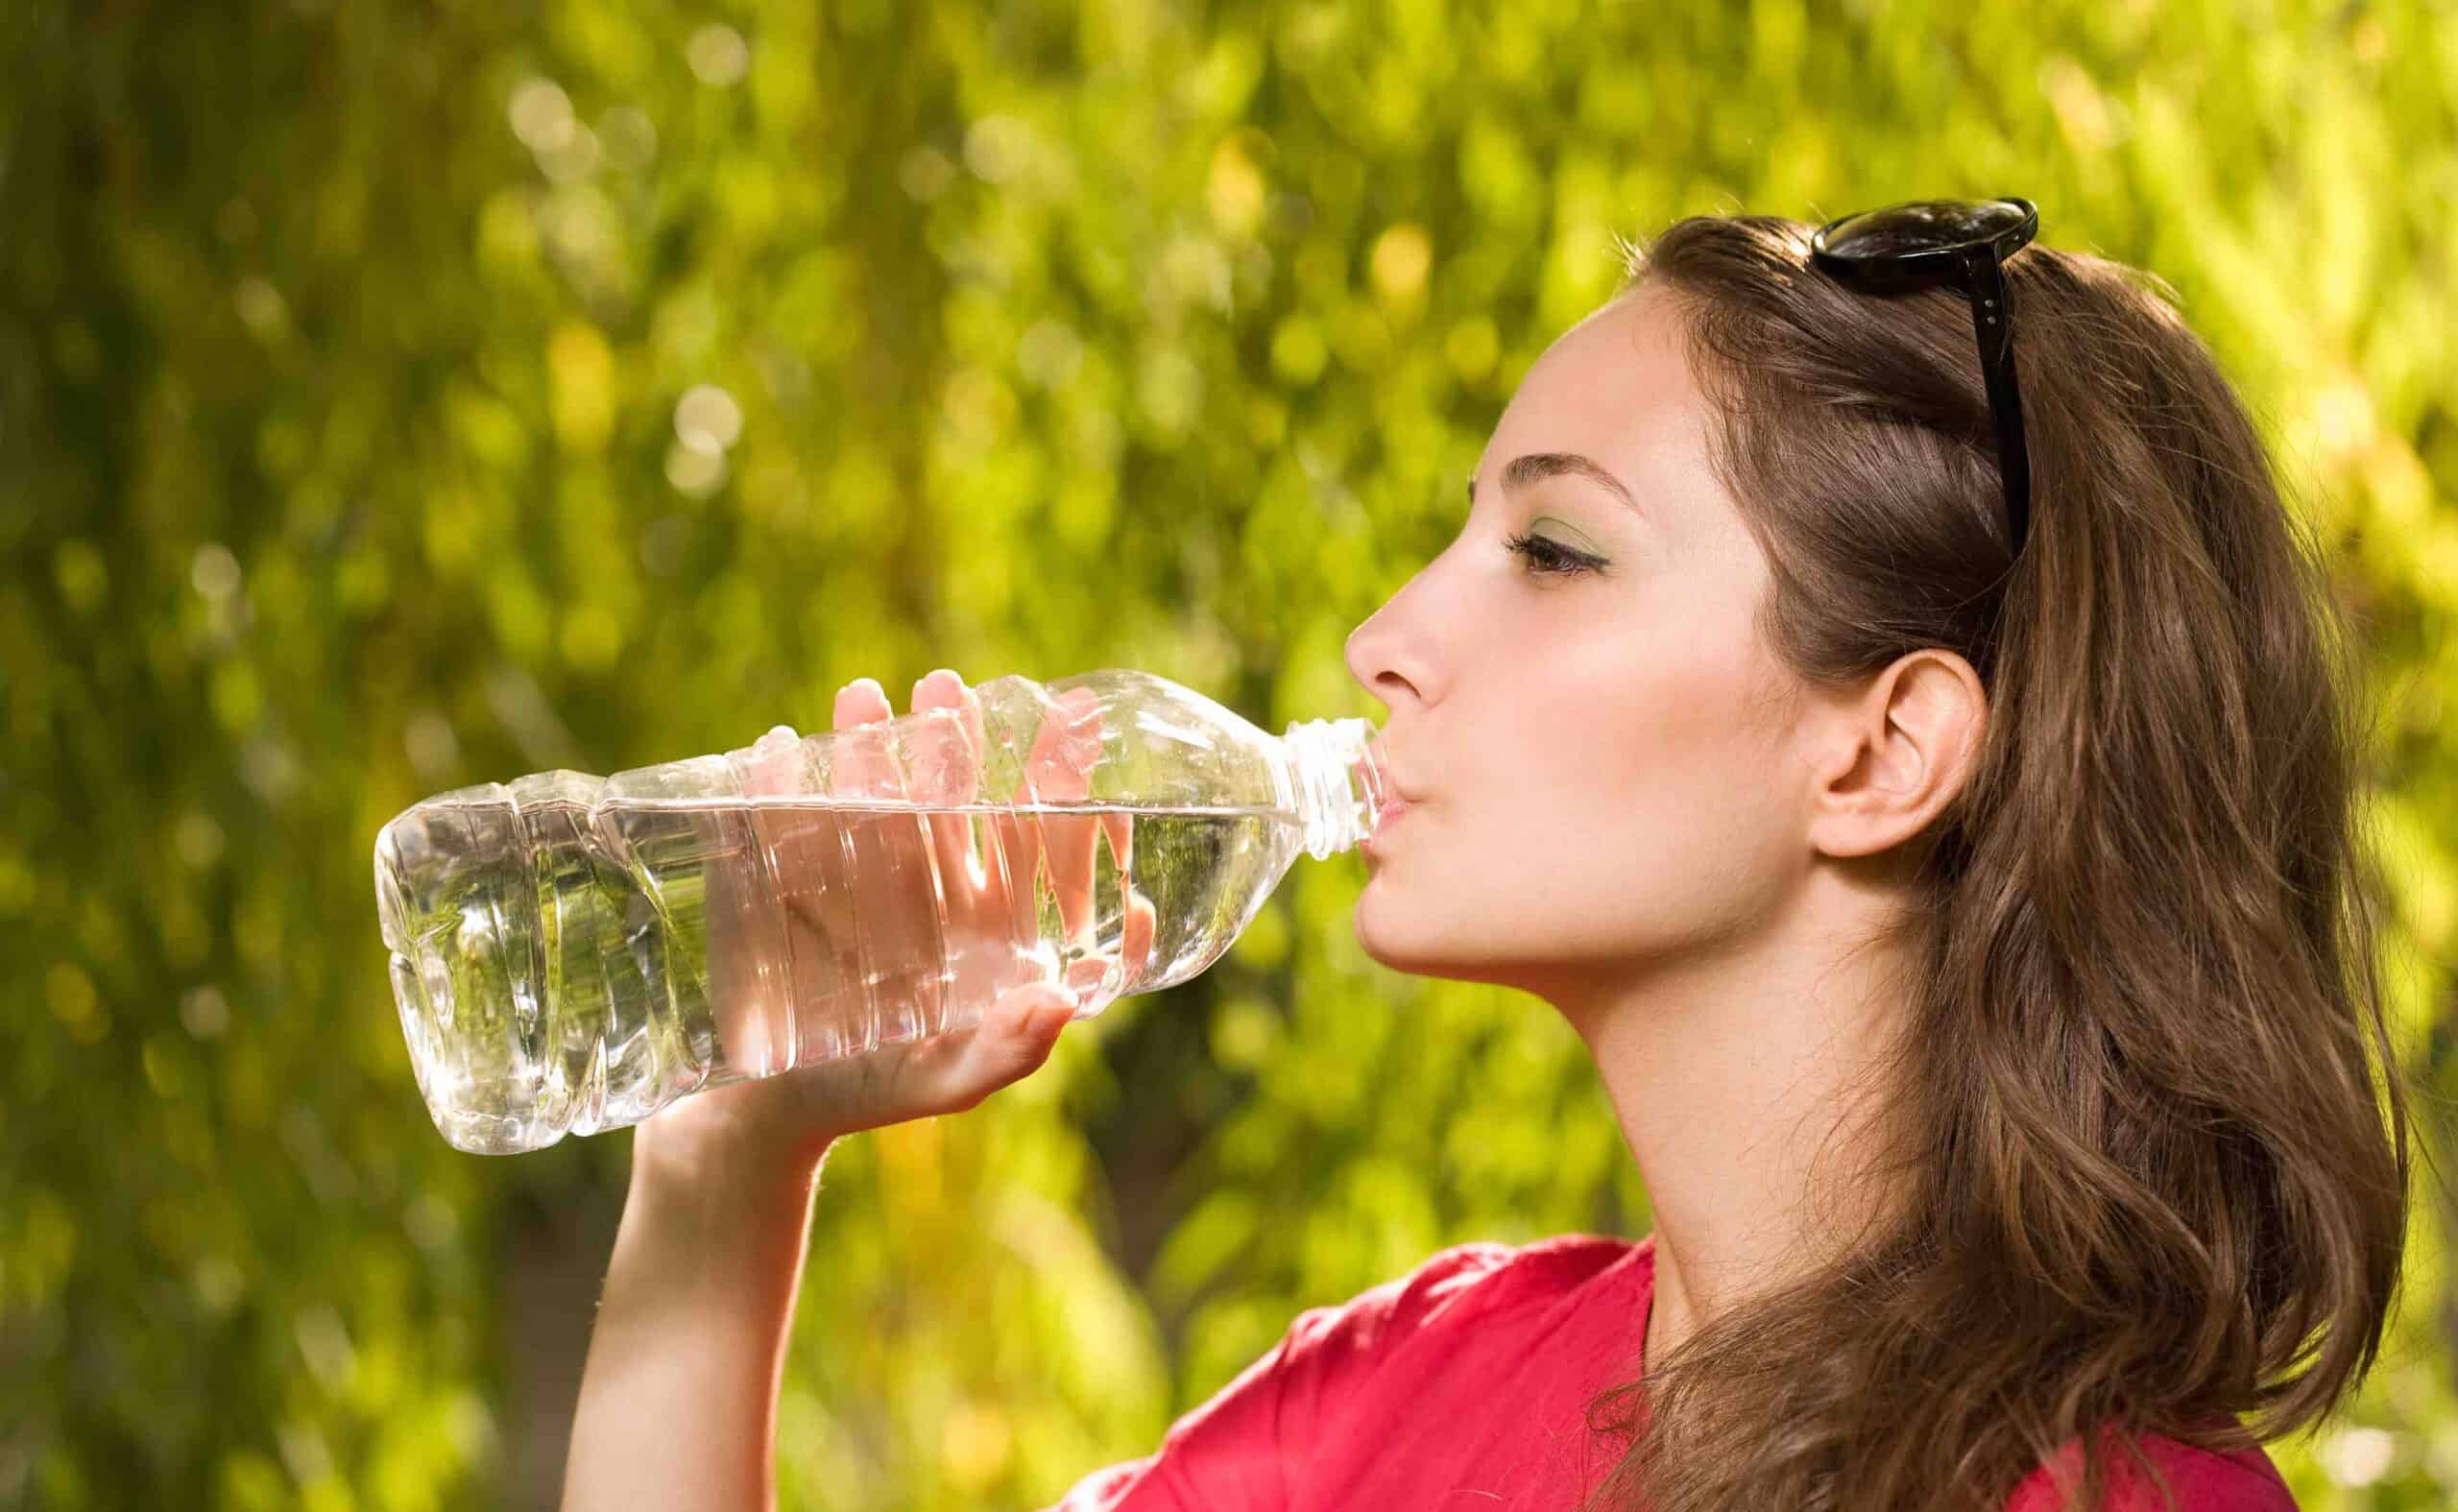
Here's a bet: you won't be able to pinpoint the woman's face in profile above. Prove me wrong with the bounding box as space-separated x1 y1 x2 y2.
1343 285 1814 1003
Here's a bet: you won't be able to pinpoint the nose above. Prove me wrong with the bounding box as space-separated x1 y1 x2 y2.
1345 594 1427 713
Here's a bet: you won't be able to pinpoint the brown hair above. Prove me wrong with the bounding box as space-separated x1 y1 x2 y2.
1576 214 2422 1511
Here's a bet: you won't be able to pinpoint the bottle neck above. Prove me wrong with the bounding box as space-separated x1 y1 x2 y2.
1281 716 1390 860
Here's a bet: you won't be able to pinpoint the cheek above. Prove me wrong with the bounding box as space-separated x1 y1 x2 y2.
1600 647 1800 919
1354 586 1802 971
1445 601 1780 831
1482 638 1799 937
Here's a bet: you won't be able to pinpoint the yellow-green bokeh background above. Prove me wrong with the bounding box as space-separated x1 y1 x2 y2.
6 0 2455 1506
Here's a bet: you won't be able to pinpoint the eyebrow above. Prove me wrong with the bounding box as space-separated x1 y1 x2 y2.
1466 452 1644 518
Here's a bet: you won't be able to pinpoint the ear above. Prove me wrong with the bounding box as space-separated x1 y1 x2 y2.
1803 649 1987 862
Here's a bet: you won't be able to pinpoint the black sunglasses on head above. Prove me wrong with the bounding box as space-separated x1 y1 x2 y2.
1808 198 2040 558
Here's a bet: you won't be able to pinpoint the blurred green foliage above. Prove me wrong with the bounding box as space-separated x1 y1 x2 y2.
4 0 2455 1506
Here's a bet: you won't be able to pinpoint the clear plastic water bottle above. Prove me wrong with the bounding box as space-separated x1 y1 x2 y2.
374 668 1392 1154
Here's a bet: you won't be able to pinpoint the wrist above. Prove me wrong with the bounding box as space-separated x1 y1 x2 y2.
617 1123 834 1296
630 1108 838 1204
605 1126 827 1331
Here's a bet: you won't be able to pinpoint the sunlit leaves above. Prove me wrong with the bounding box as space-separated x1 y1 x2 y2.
5 0 2453 1506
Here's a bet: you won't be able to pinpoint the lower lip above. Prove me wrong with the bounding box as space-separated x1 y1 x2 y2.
1365 798 1412 851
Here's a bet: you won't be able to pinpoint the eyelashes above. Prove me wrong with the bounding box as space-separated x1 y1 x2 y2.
1501 530 1606 577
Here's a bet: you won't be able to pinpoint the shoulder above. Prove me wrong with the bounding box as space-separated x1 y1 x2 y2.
1035 1236 1649 1511
2005 1429 2298 1511
1282 1232 1648 1370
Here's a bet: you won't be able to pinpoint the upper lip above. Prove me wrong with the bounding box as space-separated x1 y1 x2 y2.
1368 741 1423 803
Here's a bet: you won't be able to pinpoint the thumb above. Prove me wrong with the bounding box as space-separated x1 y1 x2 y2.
961 981 1078 1092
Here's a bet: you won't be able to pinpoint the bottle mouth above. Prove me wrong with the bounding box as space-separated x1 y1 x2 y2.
1357 730 1393 815
1284 716 1389 859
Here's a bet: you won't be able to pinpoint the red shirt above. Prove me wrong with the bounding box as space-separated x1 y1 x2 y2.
1041 1233 2297 1511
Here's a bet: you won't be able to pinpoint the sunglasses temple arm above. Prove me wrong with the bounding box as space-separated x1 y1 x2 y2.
1966 252 2032 554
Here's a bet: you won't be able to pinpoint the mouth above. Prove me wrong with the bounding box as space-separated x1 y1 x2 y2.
1367 736 1426 804
1364 736 1423 843
1365 792 1414 853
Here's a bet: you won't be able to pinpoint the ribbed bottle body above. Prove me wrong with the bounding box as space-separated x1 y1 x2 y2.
374 669 1384 1152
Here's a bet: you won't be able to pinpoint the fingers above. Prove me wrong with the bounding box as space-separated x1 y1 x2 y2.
829 679 898 795
754 977 1075 1145
818 676 1132 1026
962 980 1077 1092
908 669 985 896
985 796 1042 942
1064 887 1156 1012
1023 688 1105 943
1022 686 1104 802
1121 885 1157 983
830 676 948 1042
874 979 1075 1120
725 723 807 1079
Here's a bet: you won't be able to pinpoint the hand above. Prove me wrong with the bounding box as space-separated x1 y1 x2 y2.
638 668 1155 1176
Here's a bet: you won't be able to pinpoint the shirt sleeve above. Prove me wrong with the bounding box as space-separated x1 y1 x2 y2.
1030 1301 1337 1512
1033 1242 1520 1511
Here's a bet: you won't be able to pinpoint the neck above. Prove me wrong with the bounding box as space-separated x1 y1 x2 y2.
1551 876 1913 1369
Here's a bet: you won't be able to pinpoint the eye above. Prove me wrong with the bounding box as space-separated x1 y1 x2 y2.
1502 530 1605 577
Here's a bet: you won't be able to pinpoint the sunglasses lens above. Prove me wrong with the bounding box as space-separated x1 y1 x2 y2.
1819 200 2030 261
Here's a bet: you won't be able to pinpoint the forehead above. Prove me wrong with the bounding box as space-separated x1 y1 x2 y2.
1474 285 1715 523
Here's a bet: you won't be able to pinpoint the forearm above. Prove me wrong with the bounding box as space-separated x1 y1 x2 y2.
561 1126 832 1512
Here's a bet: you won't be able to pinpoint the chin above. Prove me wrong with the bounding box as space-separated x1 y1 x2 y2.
1350 888 1436 972
1350 894 1531 988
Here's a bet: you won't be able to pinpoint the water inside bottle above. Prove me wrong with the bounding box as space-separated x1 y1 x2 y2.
378 792 1308 1150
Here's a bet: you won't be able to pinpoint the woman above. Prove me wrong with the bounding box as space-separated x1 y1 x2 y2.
562 206 2414 1511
